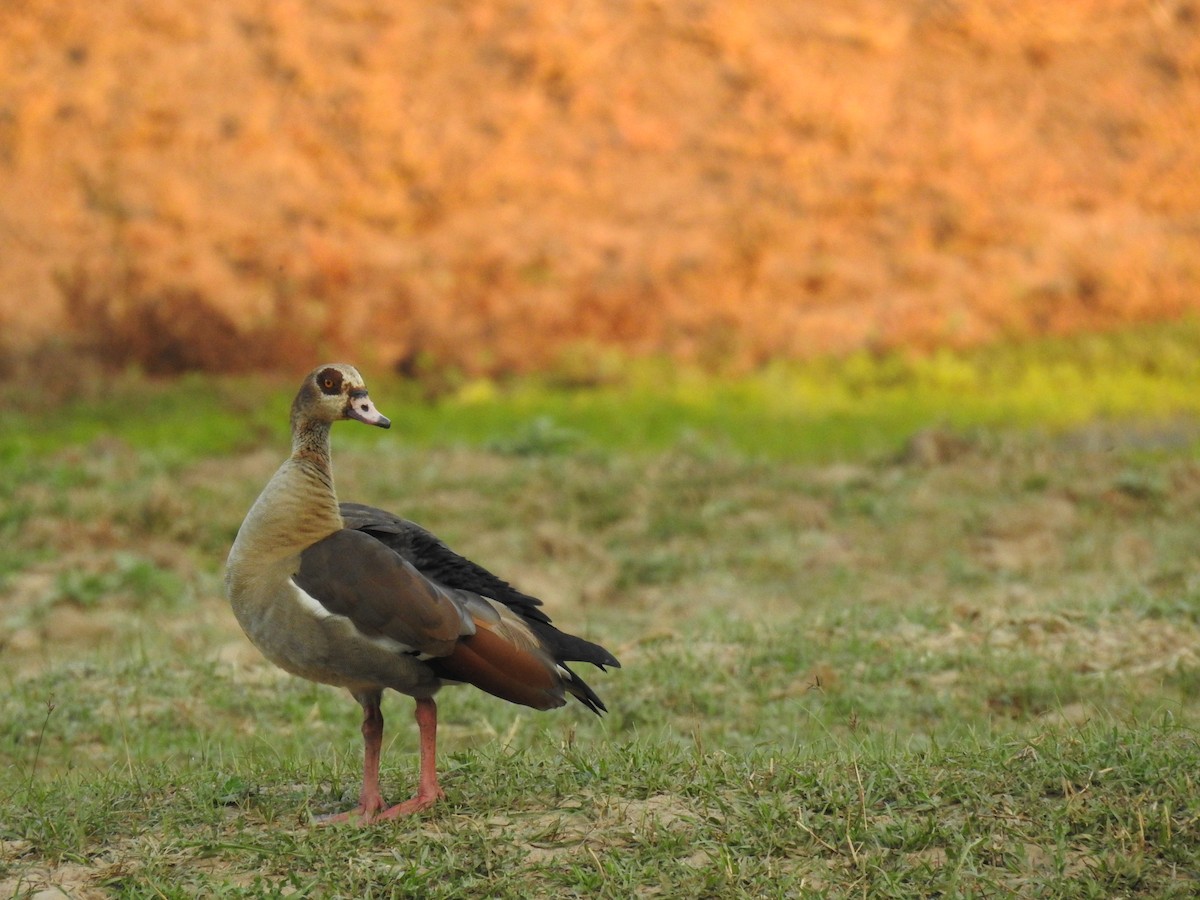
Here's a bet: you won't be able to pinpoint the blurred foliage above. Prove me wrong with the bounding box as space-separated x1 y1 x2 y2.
2 1 1198 375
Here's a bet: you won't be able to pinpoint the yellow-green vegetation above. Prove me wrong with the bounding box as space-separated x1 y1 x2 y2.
3 324 1200 896
9 319 1200 465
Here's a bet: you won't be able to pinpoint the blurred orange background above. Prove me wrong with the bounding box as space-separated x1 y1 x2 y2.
2 0 1197 376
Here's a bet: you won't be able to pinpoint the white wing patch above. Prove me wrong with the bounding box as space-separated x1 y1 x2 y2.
290 579 335 620
289 579 422 657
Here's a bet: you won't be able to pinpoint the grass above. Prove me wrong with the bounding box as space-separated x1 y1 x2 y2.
3 324 1200 895
8 318 1200 464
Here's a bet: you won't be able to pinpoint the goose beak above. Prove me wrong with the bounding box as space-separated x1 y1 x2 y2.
347 391 391 428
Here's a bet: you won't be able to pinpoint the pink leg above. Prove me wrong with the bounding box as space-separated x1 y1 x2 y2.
356 697 386 816
317 691 386 824
376 697 445 820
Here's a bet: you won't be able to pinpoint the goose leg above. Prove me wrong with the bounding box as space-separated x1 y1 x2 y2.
317 690 386 824
376 697 445 819
355 691 387 818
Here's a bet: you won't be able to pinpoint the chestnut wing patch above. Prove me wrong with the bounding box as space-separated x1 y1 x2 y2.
426 613 567 711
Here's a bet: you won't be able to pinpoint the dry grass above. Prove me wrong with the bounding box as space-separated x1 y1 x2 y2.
3 363 1200 894
3 424 1200 895
1 1 1199 375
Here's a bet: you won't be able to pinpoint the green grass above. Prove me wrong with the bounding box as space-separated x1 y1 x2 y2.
7 318 1200 464
4 323 1200 895
5 716 1197 897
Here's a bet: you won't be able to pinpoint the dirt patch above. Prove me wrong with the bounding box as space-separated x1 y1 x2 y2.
0 858 112 900
897 609 1200 681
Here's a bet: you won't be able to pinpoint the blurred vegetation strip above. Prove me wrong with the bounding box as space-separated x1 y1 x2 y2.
0 373 291 466
6 320 1200 463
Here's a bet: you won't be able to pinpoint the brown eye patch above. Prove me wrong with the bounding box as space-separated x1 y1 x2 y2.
317 367 343 395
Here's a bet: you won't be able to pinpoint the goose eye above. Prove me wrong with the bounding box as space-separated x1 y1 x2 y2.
316 368 343 395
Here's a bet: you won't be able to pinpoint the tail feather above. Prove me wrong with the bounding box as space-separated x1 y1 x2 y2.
560 663 609 715
540 627 621 671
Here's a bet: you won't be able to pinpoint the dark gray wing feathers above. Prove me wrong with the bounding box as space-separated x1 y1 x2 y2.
339 502 621 674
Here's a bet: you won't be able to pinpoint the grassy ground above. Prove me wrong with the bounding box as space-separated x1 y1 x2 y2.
12 318 1200 463
3 329 1200 896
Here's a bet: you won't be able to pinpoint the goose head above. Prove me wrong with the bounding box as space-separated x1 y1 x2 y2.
291 363 391 431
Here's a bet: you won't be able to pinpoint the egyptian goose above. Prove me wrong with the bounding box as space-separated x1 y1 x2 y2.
225 364 618 823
